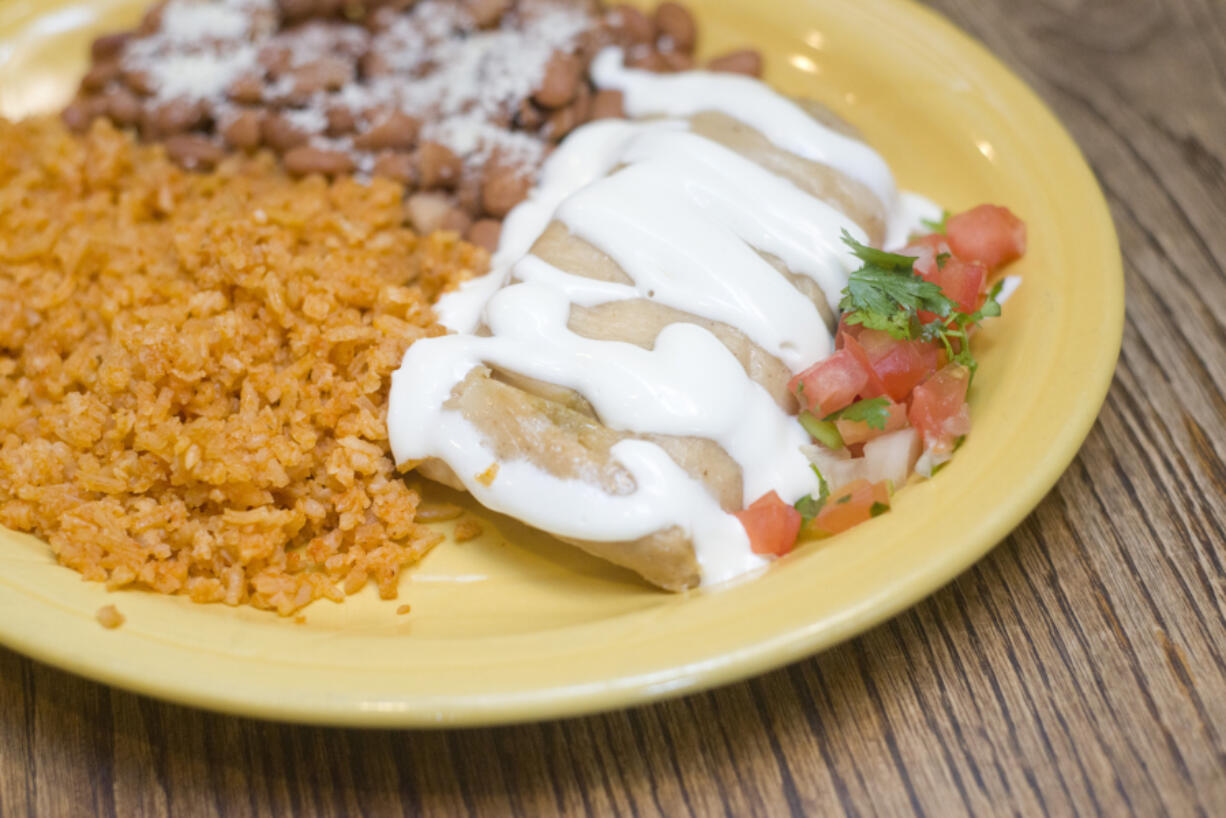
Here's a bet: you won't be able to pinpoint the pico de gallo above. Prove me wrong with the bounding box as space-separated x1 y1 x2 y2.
735 204 1027 557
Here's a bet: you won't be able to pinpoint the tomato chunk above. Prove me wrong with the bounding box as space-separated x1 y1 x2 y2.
735 491 803 556
908 364 972 453
835 400 909 445
788 349 869 416
812 479 891 535
946 205 1026 271
854 329 943 402
840 333 888 399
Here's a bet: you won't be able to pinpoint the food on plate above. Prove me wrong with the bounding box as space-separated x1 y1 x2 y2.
0 117 482 615
386 44 1026 590
1 0 1027 610
65 0 757 249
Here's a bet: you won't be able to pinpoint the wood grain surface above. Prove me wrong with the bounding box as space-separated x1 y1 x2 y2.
3 0 1225 815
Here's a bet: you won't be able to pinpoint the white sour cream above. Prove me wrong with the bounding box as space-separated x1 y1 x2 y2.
390 50 933 585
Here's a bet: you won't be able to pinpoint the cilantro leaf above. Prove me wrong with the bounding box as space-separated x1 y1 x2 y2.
825 396 892 430
838 231 955 341
869 501 890 517
794 464 831 526
841 230 919 271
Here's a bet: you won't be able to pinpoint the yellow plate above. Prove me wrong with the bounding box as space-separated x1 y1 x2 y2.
0 0 1121 726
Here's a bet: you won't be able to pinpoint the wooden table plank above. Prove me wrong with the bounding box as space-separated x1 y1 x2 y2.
3 0 1225 815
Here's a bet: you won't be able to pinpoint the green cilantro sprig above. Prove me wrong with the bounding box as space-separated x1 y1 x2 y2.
838 231 1003 384
794 464 830 527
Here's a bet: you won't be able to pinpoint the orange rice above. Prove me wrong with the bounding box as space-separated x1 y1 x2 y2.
0 117 486 614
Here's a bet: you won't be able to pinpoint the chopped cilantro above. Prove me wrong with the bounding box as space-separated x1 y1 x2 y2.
838 231 953 341
936 252 951 269
836 494 851 505
869 501 890 517
793 464 831 526
824 396 892 430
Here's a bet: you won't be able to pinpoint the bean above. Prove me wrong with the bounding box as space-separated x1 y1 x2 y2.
533 51 582 109
466 219 502 251
661 50 694 72
514 99 546 130
608 5 654 45
146 99 207 138
227 74 265 105
279 0 317 22
165 135 224 171
120 68 156 96
261 114 309 152
359 51 391 79
546 83 591 141
102 88 143 127
655 2 696 52
326 105 357 137
284 146 356 176
222 110 263 150
139 0 167 35
258 45 292 78
456 172 483 216
440 207 473 235
81 60 119 92
61 99 104 132
480 163 531 218
406 192 453 233
465 0 510 28
371 152 417 186
291 56 354 96
707 49 763 77
414 141 462 190
591 89 625 120
353 111 420 151
91 32 131 62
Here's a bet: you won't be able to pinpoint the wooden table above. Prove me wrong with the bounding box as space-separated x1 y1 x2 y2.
3 1 1225 815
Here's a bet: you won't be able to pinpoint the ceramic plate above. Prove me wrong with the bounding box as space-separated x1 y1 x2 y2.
0 0 1122 726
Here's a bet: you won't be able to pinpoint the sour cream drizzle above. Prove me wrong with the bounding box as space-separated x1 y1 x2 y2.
390 52 932 585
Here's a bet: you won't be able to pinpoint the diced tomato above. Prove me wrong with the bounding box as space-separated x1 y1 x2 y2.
788 349 869 416
840 332 888 399
735 490 802 556
934 256 988 314
908 364 972 452
835 400 909 445
946 205 1027 271
812 479 891 535
855 329 943 402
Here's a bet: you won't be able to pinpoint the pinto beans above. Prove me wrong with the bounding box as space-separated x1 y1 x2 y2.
414 141 462 190
165 134 225 170
591 89 625 120
103 88 143 127
465 0 510 28
221 110 264 150
480 164 531 218
371 152 417 186
655 2 696 53
283 146 355 176
608 4 654 45
466 219 502 251
261 114 309 152
81 60 119 93
707 49 763 77
91 32 132 62
353 111 420 151
145 99 207 138
533 51 582 109
227 74 265 105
